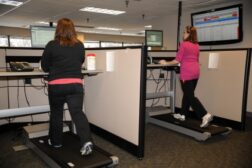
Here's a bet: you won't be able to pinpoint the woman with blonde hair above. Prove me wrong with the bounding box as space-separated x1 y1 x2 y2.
159 26 213 128
41 18 93 155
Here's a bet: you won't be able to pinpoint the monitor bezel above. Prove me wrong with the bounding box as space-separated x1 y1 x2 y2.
30 25 56 48
145 30 163 47
191 4 243 45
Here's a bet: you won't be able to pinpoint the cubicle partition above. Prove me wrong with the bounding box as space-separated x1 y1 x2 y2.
147 49 251 130
192 49 251 130
85 47 147 158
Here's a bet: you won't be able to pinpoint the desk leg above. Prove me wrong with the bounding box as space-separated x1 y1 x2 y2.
170 71 176 113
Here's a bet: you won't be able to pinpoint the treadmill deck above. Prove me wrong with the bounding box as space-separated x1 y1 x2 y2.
27 132 117 168
149 113 232 141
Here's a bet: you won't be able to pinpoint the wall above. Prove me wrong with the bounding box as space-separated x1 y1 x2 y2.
0 26 144 44
84 33 144 44
151 14 179 50
0 27 30 37
152 0 252 50
181 0 252 49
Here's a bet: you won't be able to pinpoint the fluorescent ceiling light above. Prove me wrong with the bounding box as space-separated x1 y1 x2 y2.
121 33 140 36
96 27 122 31
80 7 125 15
36 21 57 25
36 21 49 25
0 0 23 6
145 25 152 28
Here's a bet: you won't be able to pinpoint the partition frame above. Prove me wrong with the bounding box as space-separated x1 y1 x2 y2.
200 48 251 130
85 46 147 158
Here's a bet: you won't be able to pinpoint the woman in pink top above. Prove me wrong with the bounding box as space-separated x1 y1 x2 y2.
159 26 213 128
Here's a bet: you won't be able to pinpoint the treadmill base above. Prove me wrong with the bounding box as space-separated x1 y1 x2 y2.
148 113 232 141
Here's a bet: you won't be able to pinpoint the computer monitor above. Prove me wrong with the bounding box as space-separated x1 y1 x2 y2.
145 30 163 47
191 4 243 45
30 26 55 47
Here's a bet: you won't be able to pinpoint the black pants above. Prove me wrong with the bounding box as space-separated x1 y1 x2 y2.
180 79 207 119
48 83 92 146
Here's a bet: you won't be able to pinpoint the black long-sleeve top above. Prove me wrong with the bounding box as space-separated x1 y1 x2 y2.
41 40 85 81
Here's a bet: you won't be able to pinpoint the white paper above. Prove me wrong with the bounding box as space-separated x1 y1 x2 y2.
106 51 115 72
208 53 220 69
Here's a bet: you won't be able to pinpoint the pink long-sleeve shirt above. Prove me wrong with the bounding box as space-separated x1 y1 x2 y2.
175 41 200 81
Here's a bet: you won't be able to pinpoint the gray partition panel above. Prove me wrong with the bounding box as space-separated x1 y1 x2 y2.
175 50 248 127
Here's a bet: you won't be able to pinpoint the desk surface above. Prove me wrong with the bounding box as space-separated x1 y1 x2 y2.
147 64 179 71
0 69 102 77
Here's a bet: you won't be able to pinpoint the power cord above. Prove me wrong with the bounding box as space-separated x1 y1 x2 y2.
23 79 33 122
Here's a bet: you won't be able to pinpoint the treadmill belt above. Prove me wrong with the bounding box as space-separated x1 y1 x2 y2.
30 132 113 168
151 113 229 136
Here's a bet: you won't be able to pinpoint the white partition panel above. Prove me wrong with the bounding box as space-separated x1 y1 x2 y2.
85 48 142 146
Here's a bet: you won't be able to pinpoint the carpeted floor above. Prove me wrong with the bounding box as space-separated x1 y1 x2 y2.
0 117 252 168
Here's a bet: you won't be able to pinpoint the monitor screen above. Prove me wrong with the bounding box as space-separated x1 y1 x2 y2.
191 4 243 45
31 26 55 47
145 30 163 47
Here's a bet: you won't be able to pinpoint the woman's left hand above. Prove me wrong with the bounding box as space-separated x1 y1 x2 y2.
159 60 167 65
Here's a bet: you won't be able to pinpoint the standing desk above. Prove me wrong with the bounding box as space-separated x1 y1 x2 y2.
0 69 101 77
0 69 119 168
146 64 178 113
146 64 231 141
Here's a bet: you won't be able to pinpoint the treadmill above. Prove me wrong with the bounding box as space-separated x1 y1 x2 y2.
146 65 232 141
23 123 119 168
148 113 232 141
